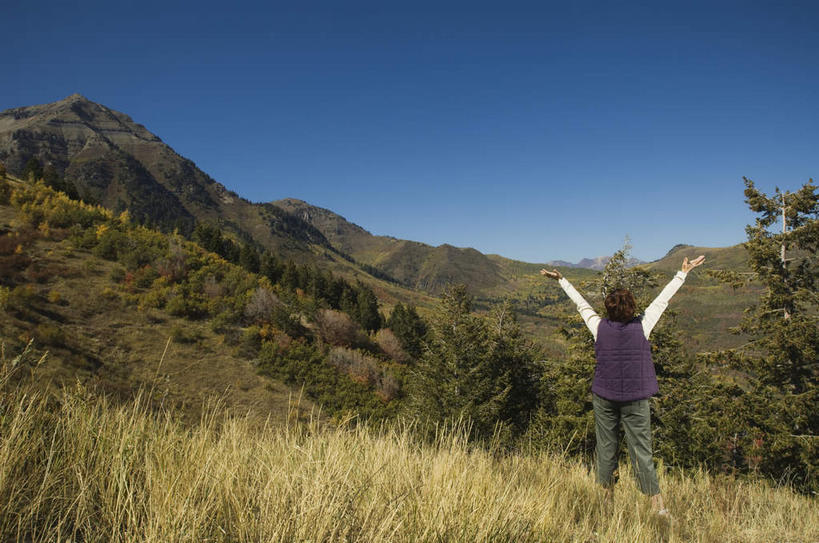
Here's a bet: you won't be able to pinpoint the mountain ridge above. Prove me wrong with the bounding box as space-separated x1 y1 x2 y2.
0 95 743 296
0 94 332 259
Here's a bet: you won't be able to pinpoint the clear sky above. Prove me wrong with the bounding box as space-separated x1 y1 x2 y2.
4 1 817 263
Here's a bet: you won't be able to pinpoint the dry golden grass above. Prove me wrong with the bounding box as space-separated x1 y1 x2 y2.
0 354 816 543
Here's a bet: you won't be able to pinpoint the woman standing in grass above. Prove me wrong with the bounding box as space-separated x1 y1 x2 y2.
540 255 705 517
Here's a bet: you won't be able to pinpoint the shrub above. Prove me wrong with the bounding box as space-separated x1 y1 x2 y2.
202 274 223 299
315 309 365 347
100 287 120 301
257 339 396 421
139 287 169 310
271 305 307 339
166 294 208 319
244 286 281 324
239 325 262 356
375 328 410 363
35 323 66 347
0 286 9 310
156 236 187 282
327 347 381 386
24 262 55 283
134 265 160 289
7 285 36 310
171 324 200 344
0 179 10 205
375 370 401 402
109 266 126 283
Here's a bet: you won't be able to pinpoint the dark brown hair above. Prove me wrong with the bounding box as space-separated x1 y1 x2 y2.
604 289 636 323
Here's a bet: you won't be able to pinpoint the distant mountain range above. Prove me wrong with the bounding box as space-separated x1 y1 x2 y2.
545 255 646 270
0 95 712 293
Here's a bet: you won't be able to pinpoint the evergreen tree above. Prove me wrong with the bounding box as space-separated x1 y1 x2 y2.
387 302 428 359
239 243 260 273
405 285 538 443
0 161 7 179
355 283 382 332
280 262 300 292
192 222 224 255
706 178 818 492
734 178 818 393
23 157 42 182
339 286 358 319
42 164 59 187
260 251 283 284
308 268 329 302
485 301 541 435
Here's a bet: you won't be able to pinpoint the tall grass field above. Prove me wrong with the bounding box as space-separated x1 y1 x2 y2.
0 354 816 543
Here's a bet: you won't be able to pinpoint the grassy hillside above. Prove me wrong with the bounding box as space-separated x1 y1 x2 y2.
645 244 760 352
0 192 312 425
0 175 416 424
1 360 816 543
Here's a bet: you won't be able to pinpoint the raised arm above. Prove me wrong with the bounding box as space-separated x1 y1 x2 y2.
641 255 705 338
541 269 601 340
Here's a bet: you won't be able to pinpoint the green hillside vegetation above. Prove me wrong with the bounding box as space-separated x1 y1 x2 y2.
0 175 418 423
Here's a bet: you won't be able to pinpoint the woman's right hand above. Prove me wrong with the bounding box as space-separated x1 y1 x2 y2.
540 269 562 280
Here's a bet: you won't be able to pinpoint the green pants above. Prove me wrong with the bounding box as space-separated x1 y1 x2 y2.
592 393 660 496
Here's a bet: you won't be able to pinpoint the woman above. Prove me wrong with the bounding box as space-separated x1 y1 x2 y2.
540 255 705 517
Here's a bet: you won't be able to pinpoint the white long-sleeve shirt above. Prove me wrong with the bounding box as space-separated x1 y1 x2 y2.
557 271 688 341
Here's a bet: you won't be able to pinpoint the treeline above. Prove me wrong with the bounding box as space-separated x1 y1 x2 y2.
192 222 384 333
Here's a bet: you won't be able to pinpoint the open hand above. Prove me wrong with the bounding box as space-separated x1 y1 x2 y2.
540 268 562 280
682 255 706 273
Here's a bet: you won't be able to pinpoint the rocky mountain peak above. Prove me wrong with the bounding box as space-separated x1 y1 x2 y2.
60 93 91 104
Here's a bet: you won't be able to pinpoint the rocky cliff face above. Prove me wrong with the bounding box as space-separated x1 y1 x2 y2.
0 94 328 255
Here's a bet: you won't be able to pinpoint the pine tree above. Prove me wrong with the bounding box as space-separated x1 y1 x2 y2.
405 285 538 443
387 302 428 359
24 157 42 182
485 300 541 436
239 243 260 273
355 284 382 332
735 178 818 393
706 178 818 491
260 251 282 284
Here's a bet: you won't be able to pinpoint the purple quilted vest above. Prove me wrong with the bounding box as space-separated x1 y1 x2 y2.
592 318 659 402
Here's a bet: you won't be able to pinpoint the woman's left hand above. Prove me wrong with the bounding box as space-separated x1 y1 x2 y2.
540 269 562 280
681 255 706 273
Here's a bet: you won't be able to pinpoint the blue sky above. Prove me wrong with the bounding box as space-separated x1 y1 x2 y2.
4 1 818 262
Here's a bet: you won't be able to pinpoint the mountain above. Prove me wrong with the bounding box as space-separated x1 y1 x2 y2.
0 95 536 294
0 94 329 259
0 96 747 311
272 198 508 292
546 255 646 270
